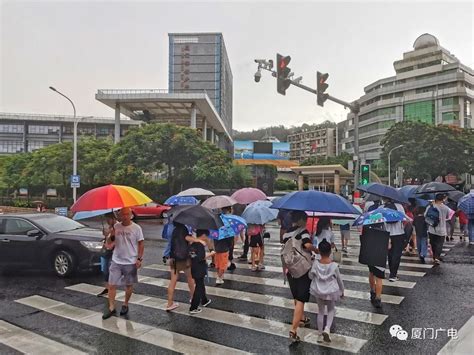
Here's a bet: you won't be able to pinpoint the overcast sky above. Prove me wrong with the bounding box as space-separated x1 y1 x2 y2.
1 0 473 131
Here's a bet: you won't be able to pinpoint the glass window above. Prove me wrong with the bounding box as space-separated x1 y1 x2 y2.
359 120 396 135
360 106 396 122
28 141 45 152
442 97 459 106
415 86 436 94
398 66 413 73
359 134 385 147
30 215 84 233
0 124 24 133
4 218 37 235
403 100 435 124
442 112 459 122
28 125 60 134
417 60 441 69
0 141 24 153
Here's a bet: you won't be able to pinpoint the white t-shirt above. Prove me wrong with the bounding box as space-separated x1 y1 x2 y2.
112 222 144 265
425 203 453 237
383 203 405 236
314 228 335 246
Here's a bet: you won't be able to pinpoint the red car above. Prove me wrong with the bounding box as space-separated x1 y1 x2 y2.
131 203 171 219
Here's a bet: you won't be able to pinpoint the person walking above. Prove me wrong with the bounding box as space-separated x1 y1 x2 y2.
313 217 336 249
425 193 453 265
309 240 344 343
189 230 215 314
166 222 196 311
457 209 468 242
339 223 351 253
213 236 232 285
281 211 319 343
97 212 116 297
103 207 144 319
277 209 293 244
222 206 237 271
248 224 265 271
382 198 406 282
413 206 429 263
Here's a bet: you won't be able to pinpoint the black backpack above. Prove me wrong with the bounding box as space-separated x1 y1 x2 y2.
425 205 440 228
170 224 190 261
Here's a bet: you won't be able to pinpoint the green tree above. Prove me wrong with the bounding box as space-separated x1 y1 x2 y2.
78 137 114 187
0 153 31 196
193 144 232 188
381 122 474 182
228 165 253 189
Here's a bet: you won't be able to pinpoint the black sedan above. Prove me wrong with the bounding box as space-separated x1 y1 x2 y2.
0 213 104 277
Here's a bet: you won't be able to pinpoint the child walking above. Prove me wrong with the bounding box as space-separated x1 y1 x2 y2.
188 229 215 314
309 240 344 343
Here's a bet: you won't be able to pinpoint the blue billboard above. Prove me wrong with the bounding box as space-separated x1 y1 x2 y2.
234 141 290 160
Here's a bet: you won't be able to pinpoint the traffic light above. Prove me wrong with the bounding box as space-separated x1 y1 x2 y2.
360 164 371 185
317 71 329 106
277 53 292 95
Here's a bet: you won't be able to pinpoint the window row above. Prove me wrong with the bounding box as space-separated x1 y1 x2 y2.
0 124 24 133
359 107 396 122
0 141 24 153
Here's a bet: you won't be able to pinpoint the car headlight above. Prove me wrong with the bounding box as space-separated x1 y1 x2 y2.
80 241 103 251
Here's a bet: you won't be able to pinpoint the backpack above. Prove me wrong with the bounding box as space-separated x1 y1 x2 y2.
425 205 440 228
281 228 312 279
170 224 190 261
161 220 175 240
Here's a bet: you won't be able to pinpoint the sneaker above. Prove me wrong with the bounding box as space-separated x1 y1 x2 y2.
162 256 168 264
258 264 265 270
317 334 324 343
342 247 348 253
189 308 202 314
373 298 382 308
238 255 247 261
322 327 331 342
102 308 116 320
119 305 129 316
227 263 236 271
215 277 224 285
97 288 108 297
166 303 179 312
446 236 450 242
388 277 399 282
202 299 212 307
251 266 258 272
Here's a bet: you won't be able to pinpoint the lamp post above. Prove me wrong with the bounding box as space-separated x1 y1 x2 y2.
388 144 404 187
49 86 78 202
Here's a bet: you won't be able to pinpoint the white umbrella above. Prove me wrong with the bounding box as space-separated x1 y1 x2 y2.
177 188 215 197
202 195 238 210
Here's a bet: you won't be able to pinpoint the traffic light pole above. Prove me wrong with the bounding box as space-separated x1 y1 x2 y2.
265 64 361 192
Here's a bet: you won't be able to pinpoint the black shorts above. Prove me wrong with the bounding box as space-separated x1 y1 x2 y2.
287 272 311 303
368 265 385 279
249 234 263 248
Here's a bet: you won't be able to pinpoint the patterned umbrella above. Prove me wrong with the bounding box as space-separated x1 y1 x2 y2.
209 214 247 240
353 207 411 226
164 195 199 206
458 192 474 218
71 185 152 212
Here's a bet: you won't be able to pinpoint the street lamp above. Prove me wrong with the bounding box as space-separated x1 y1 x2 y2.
388 144 404 187
49 86 79 203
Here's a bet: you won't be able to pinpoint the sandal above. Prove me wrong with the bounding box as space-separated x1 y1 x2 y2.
299 316 310 327
289 330 300 343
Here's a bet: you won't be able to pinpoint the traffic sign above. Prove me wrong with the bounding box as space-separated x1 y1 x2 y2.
71 175 80 188
55 207 68 217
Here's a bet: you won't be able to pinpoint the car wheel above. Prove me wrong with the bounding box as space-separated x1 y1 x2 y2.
53 250 75 277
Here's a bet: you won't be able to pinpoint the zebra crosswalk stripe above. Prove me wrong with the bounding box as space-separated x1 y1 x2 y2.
138 274 388 325
66 283 367 354
15 295 250 354
0 320 87 355
145 264 405 304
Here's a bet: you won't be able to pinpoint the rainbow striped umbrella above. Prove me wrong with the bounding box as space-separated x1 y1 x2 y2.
71 184 152 212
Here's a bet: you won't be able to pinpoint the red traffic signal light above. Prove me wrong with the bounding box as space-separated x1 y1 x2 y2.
317 71 329 106
277 53 292 95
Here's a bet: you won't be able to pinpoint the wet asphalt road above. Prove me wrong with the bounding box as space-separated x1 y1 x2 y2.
1 219 473 354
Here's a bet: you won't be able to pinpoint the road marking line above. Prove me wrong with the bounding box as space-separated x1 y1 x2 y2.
438 316 474 355
66 283 367 353
342 257 432 270
15 295 250 354
0 320 87 355
146 264 405 302
139 271 388 325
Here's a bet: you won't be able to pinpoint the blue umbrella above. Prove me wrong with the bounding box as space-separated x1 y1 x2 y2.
271 190 360 215
73 208 118 221
242 200 279 224
358 183 408 204
353 207 411 226
164 195 199 206
458 192 474 218
209 214 247 240
398 185 418 200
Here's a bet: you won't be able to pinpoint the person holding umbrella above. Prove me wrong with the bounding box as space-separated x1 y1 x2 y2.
425 193 454 264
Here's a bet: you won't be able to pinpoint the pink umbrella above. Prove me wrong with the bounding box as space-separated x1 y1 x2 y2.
231 188 267 205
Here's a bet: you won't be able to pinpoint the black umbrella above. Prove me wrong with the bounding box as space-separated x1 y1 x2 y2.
447 190 465 203
415 182 456 194
169 205 224 230
358 183 407 204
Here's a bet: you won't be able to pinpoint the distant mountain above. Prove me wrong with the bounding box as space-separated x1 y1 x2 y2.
233 121 336 142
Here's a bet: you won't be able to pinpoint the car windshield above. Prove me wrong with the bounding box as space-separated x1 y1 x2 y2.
33 215 86 233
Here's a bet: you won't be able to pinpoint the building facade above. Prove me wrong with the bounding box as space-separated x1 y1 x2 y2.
341 33 474 163
287 127 336 163
0 112 140 155
168 33 233 135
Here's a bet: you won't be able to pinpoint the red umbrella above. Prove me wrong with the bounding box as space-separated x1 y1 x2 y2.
71 184 152 212
231 188 267 205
